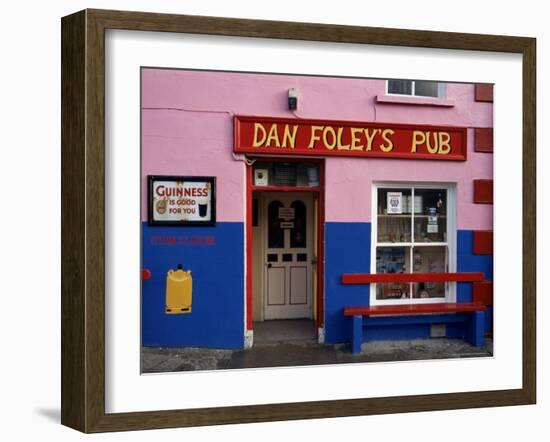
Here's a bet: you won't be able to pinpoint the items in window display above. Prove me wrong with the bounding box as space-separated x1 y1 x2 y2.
376 247 406 274
427 207 439 233
376 187 450 300
436 193 444 211
387 192 403 214
413 249 422 272
403 195 423 213
376 247 408 299
412 247 447 298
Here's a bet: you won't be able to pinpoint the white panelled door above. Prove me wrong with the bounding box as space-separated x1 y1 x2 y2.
263 193 314 320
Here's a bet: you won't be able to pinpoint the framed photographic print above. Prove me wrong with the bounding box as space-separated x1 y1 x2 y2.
61 9 536 433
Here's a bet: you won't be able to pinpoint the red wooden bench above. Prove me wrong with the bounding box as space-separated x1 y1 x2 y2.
341 272 487 353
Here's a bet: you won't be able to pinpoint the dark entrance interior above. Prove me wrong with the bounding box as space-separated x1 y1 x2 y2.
253 319 317 344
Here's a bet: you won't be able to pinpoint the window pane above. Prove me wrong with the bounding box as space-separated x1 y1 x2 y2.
388 79 412 95
296 164 320 187
268 201 284 248
377 188 412 242
413 189 447 243
273 163 297 186
414 81 439 97
376 246 411 300
290 200 306 248
412 246 447 298
253 162 320 188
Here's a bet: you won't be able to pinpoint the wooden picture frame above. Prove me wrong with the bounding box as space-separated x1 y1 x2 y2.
61 9 536 433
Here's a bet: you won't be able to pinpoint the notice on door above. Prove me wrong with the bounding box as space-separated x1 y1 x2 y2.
278 207 295 220
148 175 216 226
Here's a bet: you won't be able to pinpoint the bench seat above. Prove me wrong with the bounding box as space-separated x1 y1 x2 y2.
344 302 486 354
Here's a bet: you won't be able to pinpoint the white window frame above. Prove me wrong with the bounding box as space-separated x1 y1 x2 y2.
370 182 457 306
386 80 447 99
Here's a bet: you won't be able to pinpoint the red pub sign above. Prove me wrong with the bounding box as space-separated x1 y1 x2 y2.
234 116 467 161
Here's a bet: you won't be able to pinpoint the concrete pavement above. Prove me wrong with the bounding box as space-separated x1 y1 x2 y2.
141 337 493 374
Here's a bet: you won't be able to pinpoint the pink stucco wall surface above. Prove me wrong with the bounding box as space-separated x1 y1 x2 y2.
142 69 493 228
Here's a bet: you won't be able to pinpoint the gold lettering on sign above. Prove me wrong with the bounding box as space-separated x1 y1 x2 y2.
350 128 364 150
323 127 337 150
308 126 324 148
249 121 456 157
282 125 298 148
265 124 281 147
336 127 351 150
364 128 378 151
380 129 395 152
426 131 438 154
252 123 267 147
411 130 426 153
438 132 451 154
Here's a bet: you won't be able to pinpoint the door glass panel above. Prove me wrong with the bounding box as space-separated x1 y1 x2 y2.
290 200 307 248
268 200 284 248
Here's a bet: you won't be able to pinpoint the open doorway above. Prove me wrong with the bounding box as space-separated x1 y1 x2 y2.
248 159 324 346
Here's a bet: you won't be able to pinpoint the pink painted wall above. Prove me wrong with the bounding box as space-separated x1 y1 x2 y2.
142 69 493 229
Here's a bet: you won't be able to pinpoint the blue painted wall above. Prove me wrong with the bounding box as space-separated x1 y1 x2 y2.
141 222 245 349
324 222 372 344
141 221 492 348
324 225 493 344
456 229 494 333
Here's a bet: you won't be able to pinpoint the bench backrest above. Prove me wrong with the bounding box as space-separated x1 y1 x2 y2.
342 272 484 285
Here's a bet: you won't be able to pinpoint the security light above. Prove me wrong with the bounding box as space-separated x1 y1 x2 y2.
288 88 298 110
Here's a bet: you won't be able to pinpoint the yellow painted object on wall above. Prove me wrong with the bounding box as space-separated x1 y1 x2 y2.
165 265 192 314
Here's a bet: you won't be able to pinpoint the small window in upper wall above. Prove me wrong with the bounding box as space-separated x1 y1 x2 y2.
387 80 446 99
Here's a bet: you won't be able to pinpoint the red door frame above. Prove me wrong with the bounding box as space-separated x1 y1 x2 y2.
245 157 325 331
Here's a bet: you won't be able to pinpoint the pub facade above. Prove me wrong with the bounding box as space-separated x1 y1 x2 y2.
141 68 494 351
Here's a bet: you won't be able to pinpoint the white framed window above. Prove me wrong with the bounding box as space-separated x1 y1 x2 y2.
370 182 457 305
386 79 446 99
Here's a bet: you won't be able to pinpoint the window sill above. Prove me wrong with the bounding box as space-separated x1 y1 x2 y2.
376 94 455 107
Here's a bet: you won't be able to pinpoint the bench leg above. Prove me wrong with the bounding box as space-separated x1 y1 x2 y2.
352 315 362 354
469 311 485 347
